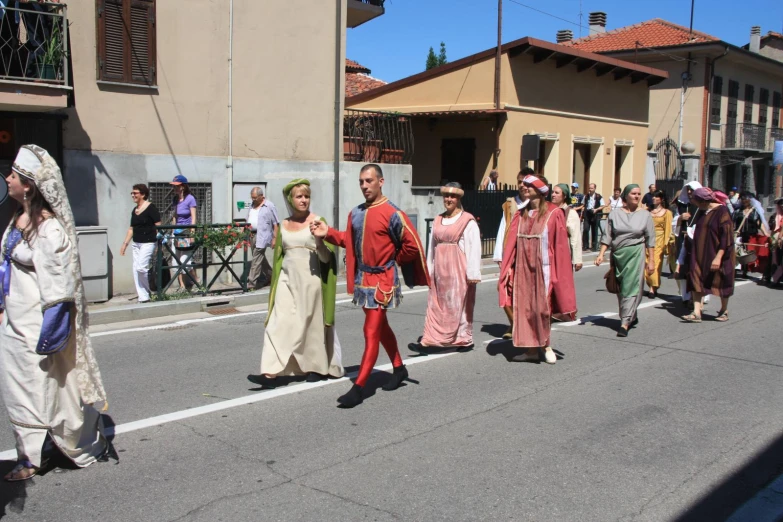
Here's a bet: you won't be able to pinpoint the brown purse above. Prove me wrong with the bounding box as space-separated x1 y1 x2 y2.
604 259 620 294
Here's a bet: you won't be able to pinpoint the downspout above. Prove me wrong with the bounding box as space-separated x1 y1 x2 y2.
333 0 343 231
493 0 502 170
703 46 729 185
227 0 234 221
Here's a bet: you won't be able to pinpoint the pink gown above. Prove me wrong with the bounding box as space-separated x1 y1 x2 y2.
421 212 480 347
499 203 577 348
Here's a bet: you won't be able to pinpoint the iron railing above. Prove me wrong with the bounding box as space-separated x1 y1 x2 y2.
355 0 385 5
154 224 250 299
770 127 783 145
721 123 769 151
343 109 414 164
0 2 68 86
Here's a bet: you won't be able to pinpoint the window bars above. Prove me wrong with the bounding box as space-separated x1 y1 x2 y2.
0 2 68 86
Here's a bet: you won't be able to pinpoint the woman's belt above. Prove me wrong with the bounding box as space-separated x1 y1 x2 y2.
358 259 396 274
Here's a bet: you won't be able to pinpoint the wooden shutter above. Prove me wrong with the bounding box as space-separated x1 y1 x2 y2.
96 0 156 85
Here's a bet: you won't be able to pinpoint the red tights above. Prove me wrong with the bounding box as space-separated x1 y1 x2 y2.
355 308 403 387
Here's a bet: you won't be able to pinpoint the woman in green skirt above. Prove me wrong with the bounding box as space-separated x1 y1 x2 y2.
595 184 655 337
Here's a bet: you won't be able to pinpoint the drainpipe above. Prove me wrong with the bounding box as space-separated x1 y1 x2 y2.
493 0 502 170
333 0 343 231
703 46 729 186
227 0 234 221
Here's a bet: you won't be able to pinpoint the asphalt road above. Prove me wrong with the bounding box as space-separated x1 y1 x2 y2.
2 258 783 521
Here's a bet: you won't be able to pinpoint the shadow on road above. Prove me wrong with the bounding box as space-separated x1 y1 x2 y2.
480 324 508 338
675 431 783 521
0 460 29 519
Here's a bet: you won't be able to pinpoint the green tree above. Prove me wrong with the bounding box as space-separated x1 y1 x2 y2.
425 46 439 71
438 42 447 66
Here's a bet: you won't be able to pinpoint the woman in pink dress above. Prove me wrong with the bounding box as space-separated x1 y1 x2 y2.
411 183 481 353
499 175 577 364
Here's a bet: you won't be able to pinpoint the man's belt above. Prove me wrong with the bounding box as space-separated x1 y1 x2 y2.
358 259 396 274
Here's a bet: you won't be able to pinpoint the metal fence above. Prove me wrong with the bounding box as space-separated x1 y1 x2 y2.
343 109 414 164
722 123 773 151
0 2 68 85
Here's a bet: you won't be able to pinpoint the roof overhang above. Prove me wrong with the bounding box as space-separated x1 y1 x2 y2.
346 36 669 105
404 109 507 118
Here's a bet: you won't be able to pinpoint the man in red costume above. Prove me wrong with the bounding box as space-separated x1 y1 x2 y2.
311 164 429 407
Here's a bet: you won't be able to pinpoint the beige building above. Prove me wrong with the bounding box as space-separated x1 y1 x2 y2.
0 0 386 294
347 37 667 194
562 14 783 201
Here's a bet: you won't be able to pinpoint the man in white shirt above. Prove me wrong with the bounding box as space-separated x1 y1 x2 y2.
582 183 605 252
493 168 531 339
247 186 278 289
480 169 500 191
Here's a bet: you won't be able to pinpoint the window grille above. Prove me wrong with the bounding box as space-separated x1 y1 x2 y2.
148 183 212 225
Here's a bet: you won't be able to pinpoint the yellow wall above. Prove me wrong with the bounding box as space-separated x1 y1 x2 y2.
64 0 342 161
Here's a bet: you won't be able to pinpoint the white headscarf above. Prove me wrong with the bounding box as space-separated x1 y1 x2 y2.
10 145 108 407
678 181 703 205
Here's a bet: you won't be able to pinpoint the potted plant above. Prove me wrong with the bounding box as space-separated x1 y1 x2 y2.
36 19 64 80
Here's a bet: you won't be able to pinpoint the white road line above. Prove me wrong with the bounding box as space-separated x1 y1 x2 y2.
0 352 457 461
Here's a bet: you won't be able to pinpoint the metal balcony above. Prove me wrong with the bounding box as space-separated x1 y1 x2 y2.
0 2 68 87
347 0 385 28
721 123 769 152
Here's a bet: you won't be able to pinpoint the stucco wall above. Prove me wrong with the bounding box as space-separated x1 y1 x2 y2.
760 39 783 63
64 149 422 295
64 0 341 162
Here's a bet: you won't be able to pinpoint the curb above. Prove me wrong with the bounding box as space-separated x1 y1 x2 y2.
89 264 502 326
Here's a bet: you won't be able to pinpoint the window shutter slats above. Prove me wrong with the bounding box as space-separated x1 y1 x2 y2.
97 0 156 85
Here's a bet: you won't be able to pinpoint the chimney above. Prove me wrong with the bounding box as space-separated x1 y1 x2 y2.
556 29 573 44
749 26 761 53
589 12 607 36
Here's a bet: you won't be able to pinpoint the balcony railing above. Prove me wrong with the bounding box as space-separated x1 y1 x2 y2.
720 123 780 152
0 2 68 87
343 109 414 165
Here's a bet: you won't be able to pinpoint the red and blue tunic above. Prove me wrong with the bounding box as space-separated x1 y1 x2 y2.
325 197 429 309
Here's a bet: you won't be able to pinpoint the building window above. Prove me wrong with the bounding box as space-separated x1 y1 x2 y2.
710 76 723 125
149 183 213 225
759 88 769 127
773 92 781 128
96 0 156 85
743 84 754 123
533 139 547 175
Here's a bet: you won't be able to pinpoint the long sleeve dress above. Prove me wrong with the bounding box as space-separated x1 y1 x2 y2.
560 205 583 266
0 218 107 468
687 205 735 297
261 222 343 378
421 212 481 347
602 209 655 326
645 209 673 289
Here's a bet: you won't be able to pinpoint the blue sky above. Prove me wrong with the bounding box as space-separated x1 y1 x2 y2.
347 0 783 83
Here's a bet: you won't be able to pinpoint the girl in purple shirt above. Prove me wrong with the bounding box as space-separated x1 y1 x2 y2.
170 175 199 289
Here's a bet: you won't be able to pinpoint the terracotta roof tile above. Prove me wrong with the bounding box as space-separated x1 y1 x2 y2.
345 59 386 97
562 18 718 53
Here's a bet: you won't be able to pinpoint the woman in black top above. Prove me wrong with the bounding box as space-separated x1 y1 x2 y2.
733 192 769 279
121 184 161 302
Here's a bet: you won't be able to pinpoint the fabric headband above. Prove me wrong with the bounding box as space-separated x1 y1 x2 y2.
440 186 464 197
621 183 639 200
556 183 571 202
523 175 549 195
11 146 43 182
283 178 310 205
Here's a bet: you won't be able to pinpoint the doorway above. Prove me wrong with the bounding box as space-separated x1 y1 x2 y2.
573 143 592 188
441 138 476 188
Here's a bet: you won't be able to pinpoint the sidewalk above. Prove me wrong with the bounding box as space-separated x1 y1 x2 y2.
88 258 506 326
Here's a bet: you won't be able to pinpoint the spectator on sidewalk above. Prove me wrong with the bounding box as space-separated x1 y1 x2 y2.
582 183 605 252
253 187 280 288
480 169 500 191
120 184 161 303
641 183 657 210
245 186 263 288
570 182 585 218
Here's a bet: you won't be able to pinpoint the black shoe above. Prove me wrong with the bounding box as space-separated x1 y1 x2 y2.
630 317 639 328
337 384 363 408
382 365 408 391
616 327 629 338
247 374 277 387
407 342 427 354
306 372 324 383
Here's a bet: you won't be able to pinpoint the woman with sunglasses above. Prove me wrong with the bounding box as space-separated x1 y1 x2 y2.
120 184 161 303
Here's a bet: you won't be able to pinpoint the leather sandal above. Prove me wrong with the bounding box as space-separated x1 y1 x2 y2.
715 310 729 322
4 460 40 482
681 313 702 323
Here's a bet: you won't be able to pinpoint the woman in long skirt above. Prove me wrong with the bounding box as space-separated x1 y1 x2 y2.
247 179 343 386
413 183 481 351
1 145 108 481
596 184 655 337
682 188 735 322
644 190 672 298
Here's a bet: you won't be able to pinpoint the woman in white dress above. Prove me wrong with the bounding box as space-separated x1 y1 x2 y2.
247 179 343 386
0 145 108 481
